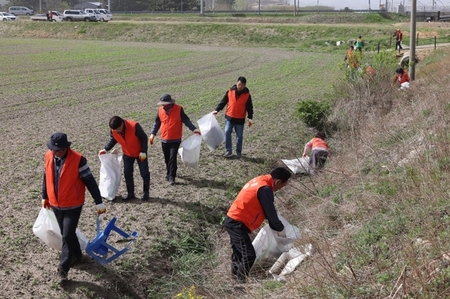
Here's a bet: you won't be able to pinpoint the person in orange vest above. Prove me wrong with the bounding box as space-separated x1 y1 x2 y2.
302 131 330 174
42 132 106 284
391 67 410 90
149 94 200 185
224 167 291 282
344 45 358 69
99 116 150 200
213 76 253 159
393 29 403 50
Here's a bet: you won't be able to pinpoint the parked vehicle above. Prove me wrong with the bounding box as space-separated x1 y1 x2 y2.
30 11 63 22
83 9 102 22
97 9 112 20
8 6 34 16
0 12 18 20
84 8 110 22
63 10 95 22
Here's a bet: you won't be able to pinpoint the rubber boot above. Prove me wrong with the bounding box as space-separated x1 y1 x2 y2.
141 175 150 200
123 179 135 200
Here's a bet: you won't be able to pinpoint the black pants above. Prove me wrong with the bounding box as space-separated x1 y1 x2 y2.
396 40 403 50
223 216 255 281
161 141 181 179
123 154 150 194
310 149 328 170
53 206 83 274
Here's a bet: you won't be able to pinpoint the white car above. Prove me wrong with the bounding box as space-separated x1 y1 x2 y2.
97 9 112 21
84 8 110 22
0 12 18 21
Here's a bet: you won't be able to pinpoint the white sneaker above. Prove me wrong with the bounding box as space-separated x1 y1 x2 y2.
223 152 234 158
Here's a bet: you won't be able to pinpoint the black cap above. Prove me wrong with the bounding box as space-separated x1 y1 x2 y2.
157 93 175 105
47 132 72 150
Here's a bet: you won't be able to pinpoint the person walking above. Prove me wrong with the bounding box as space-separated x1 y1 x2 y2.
394 29 403 50
99 116 150 200
223 167 291 282
149 93 200 185
391 67 410 90
355 35 363 51
41 132 106 284
302 131 330 174
213 76 253 158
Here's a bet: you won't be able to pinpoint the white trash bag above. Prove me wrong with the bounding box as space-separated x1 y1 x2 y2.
252 215 301 262
268 244 313 281
281 156 311 174
197 112 225 152
98 152 122 200
33 207 89 251
178 134 203 169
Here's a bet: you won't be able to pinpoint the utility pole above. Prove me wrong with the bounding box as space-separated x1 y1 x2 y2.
410 0 416 80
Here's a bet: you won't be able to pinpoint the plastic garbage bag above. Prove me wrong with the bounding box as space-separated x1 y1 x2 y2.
178 134 203 169
98 152 122 200
281 156 311 174
33 207 89 251
268 244 313 281
197 112 225 152
252 215 301 262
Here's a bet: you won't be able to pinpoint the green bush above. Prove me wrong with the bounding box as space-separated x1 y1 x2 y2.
296 99 331 128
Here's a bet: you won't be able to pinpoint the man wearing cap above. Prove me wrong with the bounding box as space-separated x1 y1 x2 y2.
99 116 150 200
149 93 201 185
42 132 106 283
213 76 253 159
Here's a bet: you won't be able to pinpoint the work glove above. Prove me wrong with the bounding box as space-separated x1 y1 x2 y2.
193 129 201 135
139 152 147 162
276 228 287 238
149 134 155 145
248 120 253 128
42 199 51 209
98 149 107 155
302 153 307 157
95 203 106 214
212 110 218 115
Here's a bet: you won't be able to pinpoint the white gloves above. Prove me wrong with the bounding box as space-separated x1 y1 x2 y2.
248 119 253 127
149 134 155 145
95 203 106 214
277 228 287 238
98 149 107 155
138 152 147 162
193 129 201 135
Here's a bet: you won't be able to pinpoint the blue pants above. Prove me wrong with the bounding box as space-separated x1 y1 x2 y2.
123 154 150 195
224 120 244 155
53 206 83 274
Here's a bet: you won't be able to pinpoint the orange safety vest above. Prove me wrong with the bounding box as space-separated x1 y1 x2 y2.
158 104 183 140
225 89 250 119
396 71 410 84
311 137 329 150
45 149 85 208
227 174 273 232
111 120 141 157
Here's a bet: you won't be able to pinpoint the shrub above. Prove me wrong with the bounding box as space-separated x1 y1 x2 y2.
296 99 331 129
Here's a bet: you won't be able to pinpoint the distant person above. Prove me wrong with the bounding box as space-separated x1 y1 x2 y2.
365 64 376 79
344 45 358 69
391 67 410 90
213 76 253 158
42 132 106 284
46 11 50 21
393 29 403 50
149 93 200 185
355 35 363 51
302 131 330 174
99 116 150 200
48 11 53 21
224 167 291 282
